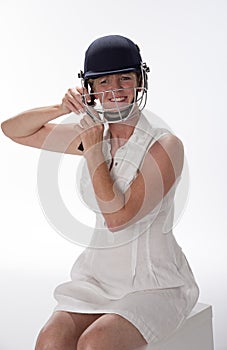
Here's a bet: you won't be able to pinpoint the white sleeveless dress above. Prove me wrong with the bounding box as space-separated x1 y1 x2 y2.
54 114 199 344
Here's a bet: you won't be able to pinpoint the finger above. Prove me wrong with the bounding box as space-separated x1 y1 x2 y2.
79 115 96 129
83 114 96 126
66 88 85 112
85 105 101 122
68 88 85 110
73 124 87 138
76 86 87 95
74 122 91 142
73 123 82 132
80 118 89 128
62 99 80 114
76 86 91 98
76 87 93 104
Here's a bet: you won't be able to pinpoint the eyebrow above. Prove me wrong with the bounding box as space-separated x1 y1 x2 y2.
97 73 135 81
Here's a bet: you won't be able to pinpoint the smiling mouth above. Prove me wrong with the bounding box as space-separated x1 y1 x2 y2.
110 96 127 102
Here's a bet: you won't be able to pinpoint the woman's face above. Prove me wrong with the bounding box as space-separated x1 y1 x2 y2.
92 72 138 108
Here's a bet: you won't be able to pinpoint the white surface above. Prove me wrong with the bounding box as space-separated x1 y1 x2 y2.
0 0 227 349
149 303 214 350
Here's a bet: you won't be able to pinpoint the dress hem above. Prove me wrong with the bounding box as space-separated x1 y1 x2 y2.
54 304 158 344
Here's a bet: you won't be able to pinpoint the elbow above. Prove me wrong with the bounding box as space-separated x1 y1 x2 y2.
103 205 139 232
1 121 9 137
105 217 128 233
103 205 135 233
107 225 121 233
1 120 15 139
1 121 17 143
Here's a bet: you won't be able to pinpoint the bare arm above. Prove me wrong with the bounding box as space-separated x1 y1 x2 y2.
1 104 67 138
1 88 87 155
76 115 184 232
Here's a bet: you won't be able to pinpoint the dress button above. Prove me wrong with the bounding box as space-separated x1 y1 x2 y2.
115 162 118 166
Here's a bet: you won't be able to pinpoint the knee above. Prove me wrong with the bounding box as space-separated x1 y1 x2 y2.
35 327 57 350
77 315 120 350
77 326 103 350
34 311 76 350
35 323 73 350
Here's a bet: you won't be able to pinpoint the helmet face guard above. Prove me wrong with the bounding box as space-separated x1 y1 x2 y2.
78 35 150 123
81 83 148 124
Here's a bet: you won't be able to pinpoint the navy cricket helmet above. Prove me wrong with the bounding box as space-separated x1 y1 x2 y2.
82 35 143 79
77 35 150 125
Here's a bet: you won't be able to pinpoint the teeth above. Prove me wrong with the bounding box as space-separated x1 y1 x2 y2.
110 97 125 102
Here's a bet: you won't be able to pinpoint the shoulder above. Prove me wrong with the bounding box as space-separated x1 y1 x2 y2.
148 133 184 179
149 132 184 156
156 132 183 153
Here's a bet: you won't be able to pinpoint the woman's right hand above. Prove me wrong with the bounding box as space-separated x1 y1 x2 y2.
60 87 88 115
1 86 93 154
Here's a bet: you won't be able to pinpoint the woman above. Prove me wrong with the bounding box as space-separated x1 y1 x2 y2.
1 35 199 350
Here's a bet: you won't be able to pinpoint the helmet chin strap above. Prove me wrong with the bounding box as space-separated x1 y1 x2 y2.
103 105 134 122
102 104 142 123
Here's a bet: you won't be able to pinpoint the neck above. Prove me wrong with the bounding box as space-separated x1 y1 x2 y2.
108 114 140 141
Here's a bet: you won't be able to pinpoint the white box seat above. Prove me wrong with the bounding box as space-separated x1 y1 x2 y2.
148 303 214 350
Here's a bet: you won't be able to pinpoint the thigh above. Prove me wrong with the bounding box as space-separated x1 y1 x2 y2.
77 313 147 350
35 311 103 350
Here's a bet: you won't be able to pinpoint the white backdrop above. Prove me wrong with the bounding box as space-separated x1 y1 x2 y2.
0 0 226 349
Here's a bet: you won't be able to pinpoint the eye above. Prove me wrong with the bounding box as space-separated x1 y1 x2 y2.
97 77 109 85
120 75 132 81
100 79 108 84
94 77 109 88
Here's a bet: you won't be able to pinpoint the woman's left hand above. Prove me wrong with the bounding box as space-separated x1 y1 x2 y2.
74 114 104 155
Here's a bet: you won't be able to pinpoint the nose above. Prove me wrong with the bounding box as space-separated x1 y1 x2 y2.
110 76 122 90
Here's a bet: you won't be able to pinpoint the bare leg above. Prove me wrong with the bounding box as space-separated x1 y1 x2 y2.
77 313 148 350
35 311 103 350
